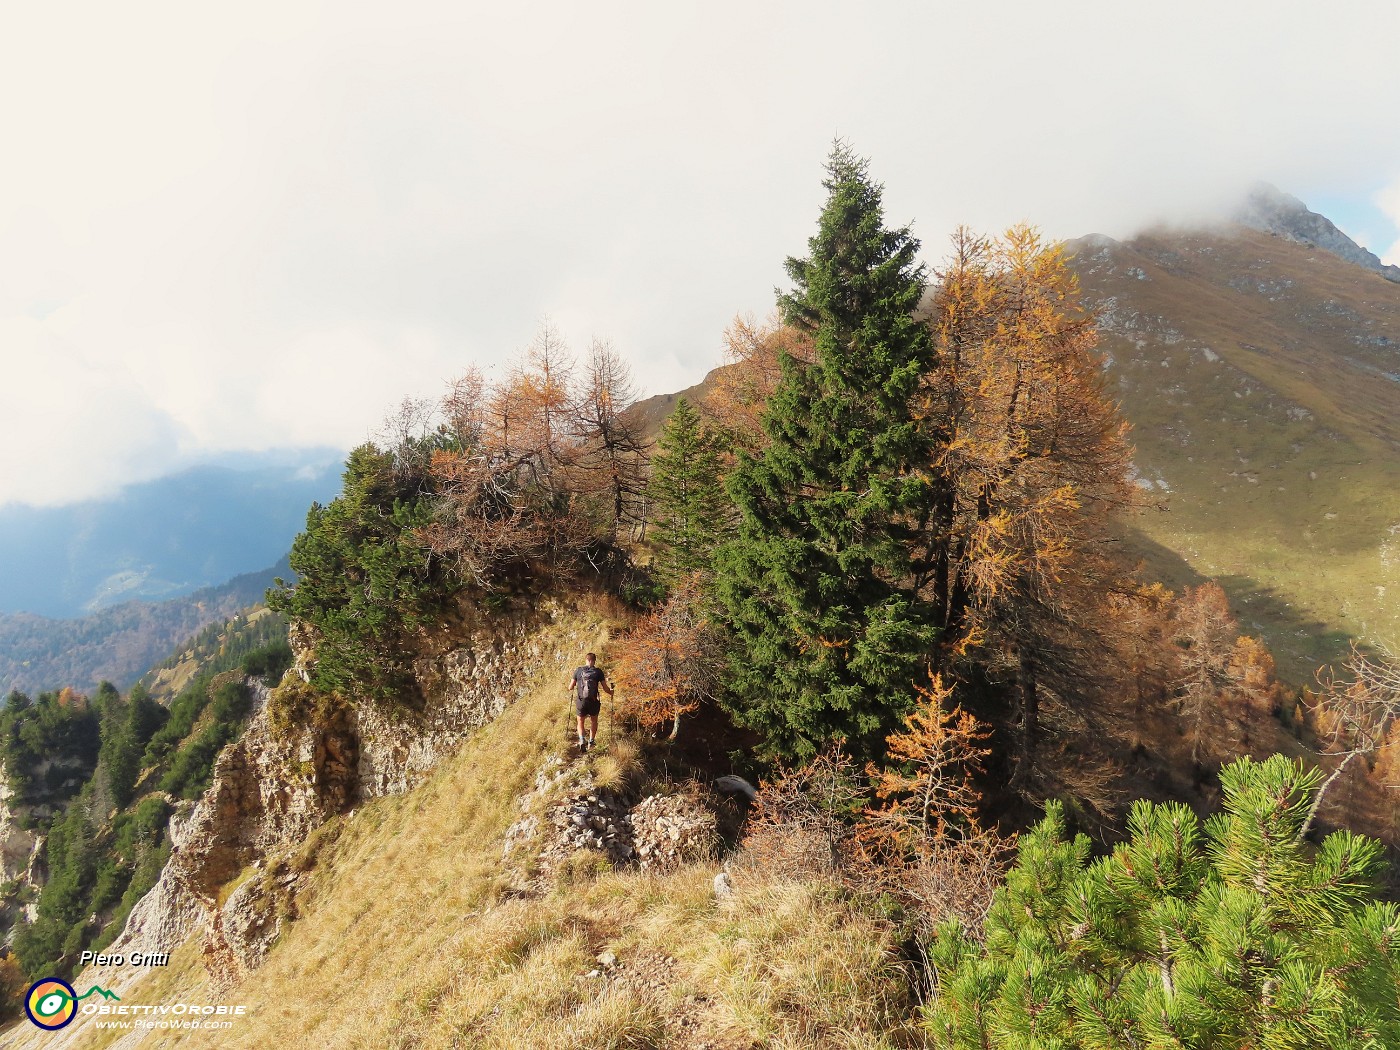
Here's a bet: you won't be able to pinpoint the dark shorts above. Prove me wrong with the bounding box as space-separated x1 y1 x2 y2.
576 696 601 717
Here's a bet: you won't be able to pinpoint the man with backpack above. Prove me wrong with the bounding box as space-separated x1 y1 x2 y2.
567 651 612 752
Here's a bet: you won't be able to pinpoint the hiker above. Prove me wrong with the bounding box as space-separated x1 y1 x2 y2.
567 651 612 752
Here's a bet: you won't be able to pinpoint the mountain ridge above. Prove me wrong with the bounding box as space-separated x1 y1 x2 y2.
0 559 289 698
1068 218 1400 679
1233 181 1400 283
0 454 342 619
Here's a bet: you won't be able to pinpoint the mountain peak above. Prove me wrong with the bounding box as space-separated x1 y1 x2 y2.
1234 182 1400 283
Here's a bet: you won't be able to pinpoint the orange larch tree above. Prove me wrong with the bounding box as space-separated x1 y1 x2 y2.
859 677 1013 932
610 574 722 740
914 226 1139 787
703 312 815 457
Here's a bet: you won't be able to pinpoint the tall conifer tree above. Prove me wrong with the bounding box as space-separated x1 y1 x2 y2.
648 398 727 583
713 143 937 760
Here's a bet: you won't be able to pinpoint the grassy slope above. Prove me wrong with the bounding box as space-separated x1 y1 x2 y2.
45 610 910 1050
1071 227 1400 681
139 607 282 706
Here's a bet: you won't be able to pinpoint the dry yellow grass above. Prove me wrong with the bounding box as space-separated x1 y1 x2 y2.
51 610 915 1050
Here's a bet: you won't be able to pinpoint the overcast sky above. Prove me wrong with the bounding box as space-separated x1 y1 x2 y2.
3 1 1399 507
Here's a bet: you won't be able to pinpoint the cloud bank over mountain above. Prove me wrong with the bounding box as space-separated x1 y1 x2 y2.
3 0 1398 506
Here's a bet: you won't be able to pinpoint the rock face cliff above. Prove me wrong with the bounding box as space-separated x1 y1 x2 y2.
79 594 593 994
1235 182 1400 283
0 779 43 944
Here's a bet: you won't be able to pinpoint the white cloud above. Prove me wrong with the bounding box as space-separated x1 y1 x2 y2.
3 1 1400 505
0 316 186 504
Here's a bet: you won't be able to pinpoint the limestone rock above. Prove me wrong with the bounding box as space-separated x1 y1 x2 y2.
0 779 39 885
86 599 592 992
203 863 301 992
507 756 721 881
541 785 636 867
102 678 351 966
0 778 43 941
628 793 718 872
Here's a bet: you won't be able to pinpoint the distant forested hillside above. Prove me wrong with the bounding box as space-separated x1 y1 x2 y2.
0 560 287 697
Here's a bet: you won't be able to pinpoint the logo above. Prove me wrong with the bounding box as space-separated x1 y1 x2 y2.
24 978 121 1030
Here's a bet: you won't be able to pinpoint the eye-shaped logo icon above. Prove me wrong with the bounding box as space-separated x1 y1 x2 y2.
25 978 78 1030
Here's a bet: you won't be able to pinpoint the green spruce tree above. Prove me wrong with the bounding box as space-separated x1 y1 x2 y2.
267 442 449 704
924 754 1400 1048
648 398 728 584
712 143 937 760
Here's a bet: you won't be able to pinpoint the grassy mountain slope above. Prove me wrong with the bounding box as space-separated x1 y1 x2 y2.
1072 226 1400 679
136 607 288 707
38 611 912 1050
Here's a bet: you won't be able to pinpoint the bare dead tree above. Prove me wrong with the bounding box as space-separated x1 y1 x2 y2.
376 395 441 489
572 338 651 538
1302 641 1400 839
420 324 602 587
1170 582 1239 762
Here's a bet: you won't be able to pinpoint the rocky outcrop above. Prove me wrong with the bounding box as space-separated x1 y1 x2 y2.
628 793 719 872
0 778 39 885
541 785 637 867
505 754 720 880
355 637 537 797
87 597 592 991
291 599 568 797
101 677 351 964
202 858 304 992
0 777 44 941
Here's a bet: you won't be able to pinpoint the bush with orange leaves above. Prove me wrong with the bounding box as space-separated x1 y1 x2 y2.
733 745 867 881
610 575 723 741
858 676 1014 933
0 952 23 1022
737 677 1013 936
